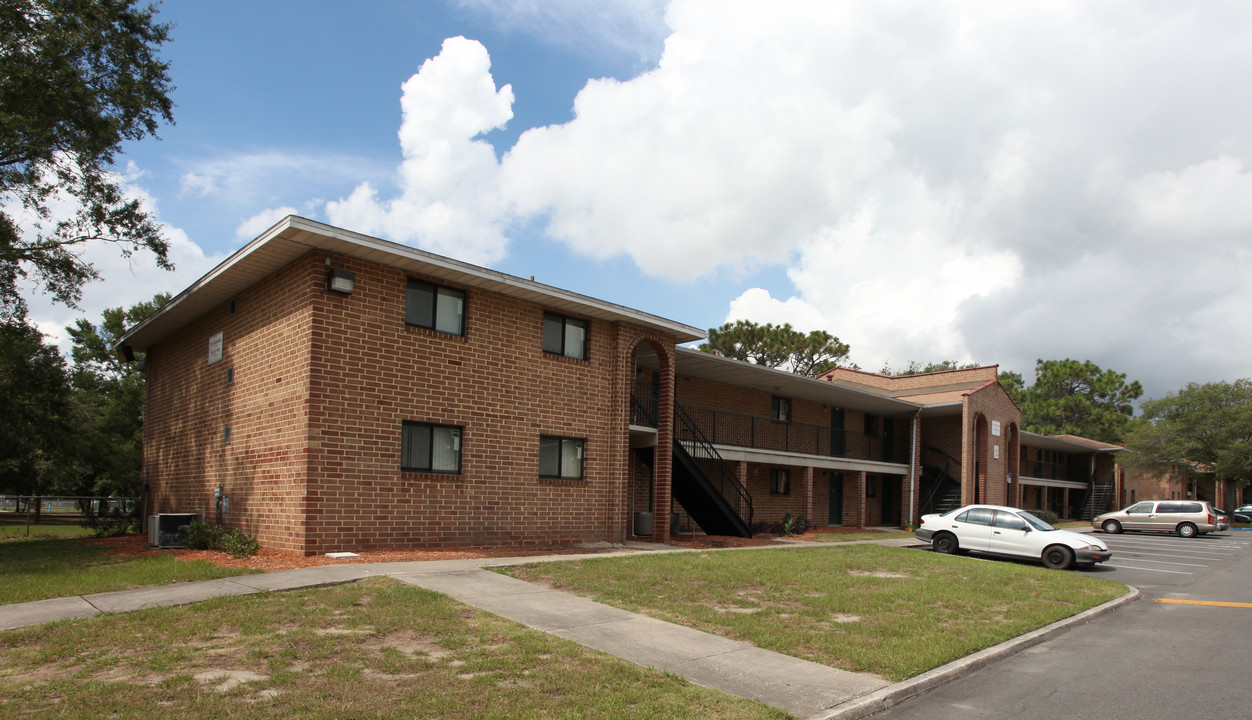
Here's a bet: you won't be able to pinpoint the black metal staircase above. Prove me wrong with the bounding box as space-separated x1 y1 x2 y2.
1079 482 1115 521
671 403 753 537
630 390 754 537
921 443 962 515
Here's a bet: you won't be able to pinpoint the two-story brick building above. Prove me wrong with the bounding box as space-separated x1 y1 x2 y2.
119 216 1124 554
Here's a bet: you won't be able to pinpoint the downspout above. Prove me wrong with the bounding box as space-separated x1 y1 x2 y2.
908 410 920 525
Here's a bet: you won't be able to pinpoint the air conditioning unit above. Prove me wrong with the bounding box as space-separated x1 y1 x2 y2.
149 513 198 548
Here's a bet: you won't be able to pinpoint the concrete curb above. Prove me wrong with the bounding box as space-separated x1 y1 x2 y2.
803 584 1141 720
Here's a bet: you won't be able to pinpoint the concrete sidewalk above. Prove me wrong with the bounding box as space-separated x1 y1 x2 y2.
0 539 1137 720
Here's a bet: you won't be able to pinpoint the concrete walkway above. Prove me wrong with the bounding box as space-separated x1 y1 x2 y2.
0 538 1137 720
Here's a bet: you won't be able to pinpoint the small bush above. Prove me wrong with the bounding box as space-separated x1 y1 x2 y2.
80 504 140 538
183 520 259 557
220 528 260 558
184 520 220 550
750 511 811 537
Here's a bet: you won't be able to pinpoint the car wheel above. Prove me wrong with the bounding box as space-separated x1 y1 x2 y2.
1177 522 1198 538
1042 545 1074 570
933 533 959 555
1101 520 1122 534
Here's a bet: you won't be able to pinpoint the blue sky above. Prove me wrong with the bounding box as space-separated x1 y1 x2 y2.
21 0 1252 402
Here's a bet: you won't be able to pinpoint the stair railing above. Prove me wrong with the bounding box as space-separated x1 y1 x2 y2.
673 402 753 526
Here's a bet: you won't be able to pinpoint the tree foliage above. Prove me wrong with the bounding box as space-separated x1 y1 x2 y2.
0 294 165 499
1013 359 1143 443
0 0 174 317
699 320 851 377
1124 379 1252 488
879 360 983 376
66 293 167 496
0 314 75 496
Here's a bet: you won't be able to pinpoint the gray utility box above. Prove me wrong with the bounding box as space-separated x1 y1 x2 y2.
632 512 654 537
148 513 198 548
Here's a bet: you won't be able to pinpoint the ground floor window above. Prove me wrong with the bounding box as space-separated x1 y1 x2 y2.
402 422 462 473
770 468 790 495
540 436 584 479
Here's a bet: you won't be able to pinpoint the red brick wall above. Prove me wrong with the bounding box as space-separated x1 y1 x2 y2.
147 250 678 554
963 384 1020 507
145 256 318 551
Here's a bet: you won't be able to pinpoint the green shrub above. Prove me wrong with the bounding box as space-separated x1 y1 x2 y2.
220 528 260 558
182 521 260 557
184 520 221 550
80 503 140 538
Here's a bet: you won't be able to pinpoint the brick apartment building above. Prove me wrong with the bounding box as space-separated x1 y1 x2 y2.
119 216 1127 554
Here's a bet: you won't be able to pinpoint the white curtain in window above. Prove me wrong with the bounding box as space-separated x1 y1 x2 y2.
435 288 464 334
560 439 583 478
432 427 460 472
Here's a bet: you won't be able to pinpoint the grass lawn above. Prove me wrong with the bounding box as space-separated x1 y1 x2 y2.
0 536 255 605
500 544 1126 681
0 578 785 720
0 523 96 541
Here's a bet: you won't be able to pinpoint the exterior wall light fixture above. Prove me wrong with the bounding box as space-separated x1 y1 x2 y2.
327 267 355 294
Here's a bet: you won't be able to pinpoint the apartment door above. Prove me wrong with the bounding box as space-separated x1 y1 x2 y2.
830 408 846 457
881 477 898 525
828 472 844 525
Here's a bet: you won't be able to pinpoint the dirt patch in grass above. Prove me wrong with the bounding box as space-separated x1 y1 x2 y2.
86 534 635 572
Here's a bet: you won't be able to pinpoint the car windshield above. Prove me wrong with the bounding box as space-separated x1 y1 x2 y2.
1019 512 1056 531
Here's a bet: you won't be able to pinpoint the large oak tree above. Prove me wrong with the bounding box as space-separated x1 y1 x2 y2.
1 0 174 317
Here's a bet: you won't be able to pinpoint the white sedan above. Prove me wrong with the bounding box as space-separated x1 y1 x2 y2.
915 504 1111 570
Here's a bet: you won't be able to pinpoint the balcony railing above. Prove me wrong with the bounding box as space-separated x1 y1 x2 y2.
1019 459 1090 483
670 402 899 463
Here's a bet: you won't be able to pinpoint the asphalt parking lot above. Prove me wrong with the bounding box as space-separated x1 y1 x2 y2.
1081 527 1252 596
877 529 1252 719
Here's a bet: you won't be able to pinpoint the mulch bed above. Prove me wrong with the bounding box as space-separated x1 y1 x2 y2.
86 528 868 572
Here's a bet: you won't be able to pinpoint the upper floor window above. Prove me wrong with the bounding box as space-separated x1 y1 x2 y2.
540 436 585 479
402 422 462 474
771 396 791 422
543 312 587 360
406 279 465 336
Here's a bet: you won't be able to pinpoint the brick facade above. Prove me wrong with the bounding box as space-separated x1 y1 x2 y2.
132 217 1128 552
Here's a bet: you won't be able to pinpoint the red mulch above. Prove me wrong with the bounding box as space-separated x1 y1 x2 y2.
86 528 870 572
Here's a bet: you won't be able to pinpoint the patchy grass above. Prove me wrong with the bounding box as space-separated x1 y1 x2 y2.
0 578 784 720
500 544 1125 681
0 537 254 605
0 523 96 541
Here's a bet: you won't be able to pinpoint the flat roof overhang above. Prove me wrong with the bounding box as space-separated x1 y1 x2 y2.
118 215 704 355
671 346 922 418
1020 431 1122 454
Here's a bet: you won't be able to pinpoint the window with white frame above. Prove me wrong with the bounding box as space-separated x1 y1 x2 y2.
401 422 462 473
406 279 466 335
539 436 585 479
542 312 588 360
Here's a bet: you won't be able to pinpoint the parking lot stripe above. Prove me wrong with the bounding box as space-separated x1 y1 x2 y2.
1155 599 1252 608
1102 564 1191 574
1107 556 1208 567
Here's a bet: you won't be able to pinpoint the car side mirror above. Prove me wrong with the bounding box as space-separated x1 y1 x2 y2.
1022 525 1032 533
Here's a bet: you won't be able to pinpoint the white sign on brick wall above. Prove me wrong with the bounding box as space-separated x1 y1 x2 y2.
208 331 223 364
991 420 1001 437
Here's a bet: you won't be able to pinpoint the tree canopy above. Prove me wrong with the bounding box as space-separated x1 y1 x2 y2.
0 0 174 317
1124 379 1252 488
879 360 983 376
1009 359 1143 443
0 314 75 496
699 320 851 377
